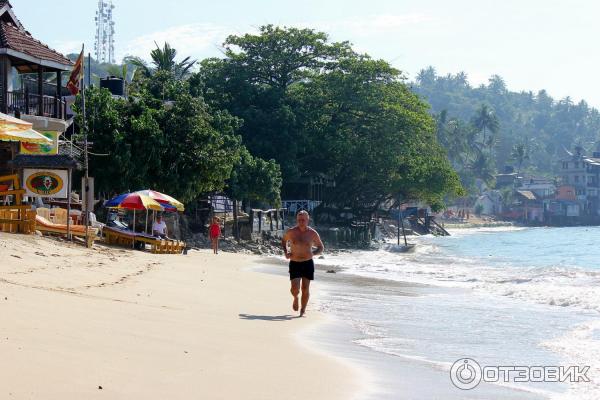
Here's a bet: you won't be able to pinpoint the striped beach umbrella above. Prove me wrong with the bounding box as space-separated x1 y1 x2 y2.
105 192 164 211
135 190 185 212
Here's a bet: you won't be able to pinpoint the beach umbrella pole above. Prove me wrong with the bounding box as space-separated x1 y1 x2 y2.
145 209 148 234
132 209 136 249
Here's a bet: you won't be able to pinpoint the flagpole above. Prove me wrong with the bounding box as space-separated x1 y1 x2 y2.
82 44 91 248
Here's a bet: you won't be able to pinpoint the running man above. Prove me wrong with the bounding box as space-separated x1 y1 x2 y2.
281 210 324 316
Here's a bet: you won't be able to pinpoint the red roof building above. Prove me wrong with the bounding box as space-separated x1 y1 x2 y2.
0 0 73 120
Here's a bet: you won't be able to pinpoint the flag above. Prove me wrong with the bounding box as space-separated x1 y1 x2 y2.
66 48 84 95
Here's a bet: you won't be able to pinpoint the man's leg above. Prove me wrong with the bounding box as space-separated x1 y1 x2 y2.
290 278 301 311
300 278 311 316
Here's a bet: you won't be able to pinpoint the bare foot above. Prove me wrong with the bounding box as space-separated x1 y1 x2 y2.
300 308 306 317
293 297 299 311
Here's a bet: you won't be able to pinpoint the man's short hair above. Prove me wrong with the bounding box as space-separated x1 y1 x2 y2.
297 210 309 217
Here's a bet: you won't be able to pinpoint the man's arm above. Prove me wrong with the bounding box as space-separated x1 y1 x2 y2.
312 230 324 256
281 230 291 259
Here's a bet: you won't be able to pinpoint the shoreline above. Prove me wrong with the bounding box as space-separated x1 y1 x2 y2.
253 251 559 400
0 232 362 400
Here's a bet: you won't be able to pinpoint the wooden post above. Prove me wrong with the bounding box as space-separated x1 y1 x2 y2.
258 211 262 233
1 55 7 114
54 70 61 118
233 199 239 241
24 87 29 114
37 66 44 116
66 168 72 240
249 209 254 233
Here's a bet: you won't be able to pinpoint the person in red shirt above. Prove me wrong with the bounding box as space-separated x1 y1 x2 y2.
209 217 222 254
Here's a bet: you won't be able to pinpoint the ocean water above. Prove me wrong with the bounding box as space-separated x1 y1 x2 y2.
314 227 600 399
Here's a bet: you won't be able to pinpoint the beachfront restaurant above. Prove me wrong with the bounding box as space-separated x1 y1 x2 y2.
0 0 74 180
0 0 93 239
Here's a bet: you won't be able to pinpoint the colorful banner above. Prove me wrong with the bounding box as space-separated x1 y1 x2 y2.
24 168 68 198
20 131 59 155
67 48 84 95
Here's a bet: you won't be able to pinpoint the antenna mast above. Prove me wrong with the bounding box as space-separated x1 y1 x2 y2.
94 0 115 63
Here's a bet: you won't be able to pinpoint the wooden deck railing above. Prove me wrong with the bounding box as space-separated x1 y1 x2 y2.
4 90 67 120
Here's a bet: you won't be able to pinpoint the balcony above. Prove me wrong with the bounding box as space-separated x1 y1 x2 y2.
4 90 67 120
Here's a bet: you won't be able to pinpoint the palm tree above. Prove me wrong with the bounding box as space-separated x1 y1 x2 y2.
469 150 495 184
127 42 197 80
510 142 529 174
472 104 499 150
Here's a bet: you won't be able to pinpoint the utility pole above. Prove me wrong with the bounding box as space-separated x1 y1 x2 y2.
81 45 91 248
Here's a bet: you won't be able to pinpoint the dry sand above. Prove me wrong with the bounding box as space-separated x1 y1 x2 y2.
0 232 362 399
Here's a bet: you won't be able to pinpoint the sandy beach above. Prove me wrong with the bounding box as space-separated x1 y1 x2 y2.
0 232 361 400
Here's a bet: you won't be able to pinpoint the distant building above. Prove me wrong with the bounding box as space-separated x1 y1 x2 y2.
474 190 503 215
519 178 556 199
559 145 600 216
496 166 518 189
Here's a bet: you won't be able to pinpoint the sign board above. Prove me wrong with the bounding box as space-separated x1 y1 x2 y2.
23 168 68 198
20 131 59 155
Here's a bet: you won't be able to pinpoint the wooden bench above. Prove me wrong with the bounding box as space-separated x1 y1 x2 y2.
103 226 185 254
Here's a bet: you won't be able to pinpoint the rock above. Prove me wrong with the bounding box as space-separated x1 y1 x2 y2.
318 255 325 259
98 386 103 390
326 270 336 274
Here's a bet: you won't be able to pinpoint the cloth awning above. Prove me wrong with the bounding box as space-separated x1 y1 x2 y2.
516 190 537 201
0 112 52 144
0 127 53 144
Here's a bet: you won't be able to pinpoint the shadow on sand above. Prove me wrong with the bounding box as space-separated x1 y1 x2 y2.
238 313 298 321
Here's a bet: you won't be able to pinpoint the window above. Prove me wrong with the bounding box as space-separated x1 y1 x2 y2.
575 176 579 183
575 162 579 169
564 176 569 183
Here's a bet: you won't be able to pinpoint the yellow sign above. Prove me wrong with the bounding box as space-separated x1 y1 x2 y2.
25 171 64 196
20 131 58 155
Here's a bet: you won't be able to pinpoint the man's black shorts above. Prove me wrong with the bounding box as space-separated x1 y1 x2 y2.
289 259 315 280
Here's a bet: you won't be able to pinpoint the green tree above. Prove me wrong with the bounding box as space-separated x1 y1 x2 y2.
510 142 530 174
128 42 197 80
195 26 462 211
472 104 499 150
469 151 496 184
75 80 243 202
227 148 282 207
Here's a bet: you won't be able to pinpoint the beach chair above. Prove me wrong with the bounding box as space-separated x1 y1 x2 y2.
35 215 98 247
53 208 68 225
36 207 51 221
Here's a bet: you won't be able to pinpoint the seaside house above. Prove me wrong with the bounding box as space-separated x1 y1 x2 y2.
474 190 503 215
558 145 600 217
495 166 518 189
0 0 81 235
0 0 74 177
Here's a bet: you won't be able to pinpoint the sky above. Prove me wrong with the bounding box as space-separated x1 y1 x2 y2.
15 0 600 107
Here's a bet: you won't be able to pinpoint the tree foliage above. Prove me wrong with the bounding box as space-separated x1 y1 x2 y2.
414 68 600 177
74 79 243 203
194 26 462 210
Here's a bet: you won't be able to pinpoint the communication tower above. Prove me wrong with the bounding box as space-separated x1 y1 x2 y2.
94 0 115 63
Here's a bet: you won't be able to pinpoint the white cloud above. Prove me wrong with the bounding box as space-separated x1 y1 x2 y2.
50 40 84 56
306 13 437 37
119 23 230 62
